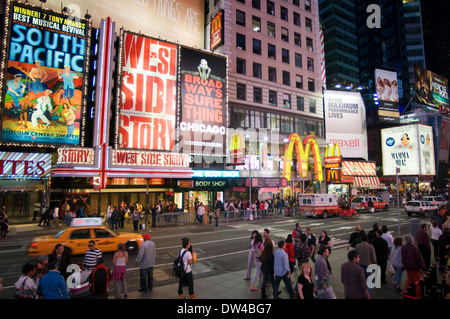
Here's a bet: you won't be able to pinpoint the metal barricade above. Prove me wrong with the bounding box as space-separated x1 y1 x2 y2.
155 212 187 227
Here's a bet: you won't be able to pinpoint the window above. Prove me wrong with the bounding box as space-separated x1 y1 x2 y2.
236 10 245 26
308 78 315 92
305 17 312 32
253 38 261 55
281 115 293 132
309 98 316 113
253 87 262 103
281 27 289 42
233 108 247 127
280 6 288 21
293 12 300 26
269 90 277 106
236 58 246 74
296 96 304 111
294 32 301 47
296 74 303 89
69 229 91 240
282 48 290 63
268 43 276 59
250 110 264 128
306 37 313 51
268 113 280 131
283 71 290 86
305 0 311 12
237 83 246 100
283 93 291 109
94 229 114 238
293 0 299 6
295 53 302 68
252 0 260 10
268 66 277 82
267 1 275 16
237 0 245 3
267 22 275 37
253 62 262 78
252 16 261 32
236 33 246 50
307 57 314 71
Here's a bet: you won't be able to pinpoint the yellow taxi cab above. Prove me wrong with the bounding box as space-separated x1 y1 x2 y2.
27 218 144 256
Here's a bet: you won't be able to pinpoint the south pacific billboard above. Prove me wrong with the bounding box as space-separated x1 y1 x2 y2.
116 30 178 152
381 124 436 176
179 47 227 156
0 0 91 146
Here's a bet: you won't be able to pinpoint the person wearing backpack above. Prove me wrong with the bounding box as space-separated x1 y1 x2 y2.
177 237 198 299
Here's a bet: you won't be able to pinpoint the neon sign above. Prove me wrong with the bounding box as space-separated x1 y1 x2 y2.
282 133 323 181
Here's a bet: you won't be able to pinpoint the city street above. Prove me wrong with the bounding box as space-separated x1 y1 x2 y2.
0 207 433 300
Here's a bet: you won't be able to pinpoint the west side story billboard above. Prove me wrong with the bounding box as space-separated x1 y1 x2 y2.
116 30 178 151
179 47 227 156
0 0 91 146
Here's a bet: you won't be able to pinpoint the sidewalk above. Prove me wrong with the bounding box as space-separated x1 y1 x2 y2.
5 217 437 300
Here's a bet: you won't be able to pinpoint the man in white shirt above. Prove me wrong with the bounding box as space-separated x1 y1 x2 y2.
178 237 198 299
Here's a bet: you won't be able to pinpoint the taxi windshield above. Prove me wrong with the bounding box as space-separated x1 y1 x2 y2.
352 198 363 203
54 229 67 239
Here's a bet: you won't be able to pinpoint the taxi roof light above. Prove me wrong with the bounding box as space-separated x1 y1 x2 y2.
70 218 104 227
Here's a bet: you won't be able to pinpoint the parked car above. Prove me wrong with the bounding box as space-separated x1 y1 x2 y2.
351 196 389 212
421 196 448 208
405 200 438 217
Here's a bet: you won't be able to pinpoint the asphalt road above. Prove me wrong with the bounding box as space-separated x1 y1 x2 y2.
0 207 427 299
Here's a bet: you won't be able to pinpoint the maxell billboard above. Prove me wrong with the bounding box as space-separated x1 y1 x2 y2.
324 90 368 160
179 47 227 156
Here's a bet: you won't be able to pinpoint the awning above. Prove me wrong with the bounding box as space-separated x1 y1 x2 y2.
353 176 382 188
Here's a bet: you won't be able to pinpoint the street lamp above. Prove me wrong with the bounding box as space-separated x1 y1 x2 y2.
245 135 252 205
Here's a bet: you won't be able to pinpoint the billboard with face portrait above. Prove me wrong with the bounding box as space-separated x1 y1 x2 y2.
179 47 227 156
381 124 436 176
414 65 449 110
375 69 399 123
116 30 178 151
0 0 91 146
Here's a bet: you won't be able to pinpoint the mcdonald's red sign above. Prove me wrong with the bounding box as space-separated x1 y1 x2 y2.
210 11 224 50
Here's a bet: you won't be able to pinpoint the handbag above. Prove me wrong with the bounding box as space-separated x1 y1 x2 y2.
317 286 336 299
14 277 36 299
254 243 262 260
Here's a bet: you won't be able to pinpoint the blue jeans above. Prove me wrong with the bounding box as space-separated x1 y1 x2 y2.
139 267 153 291
178 271 194 295
394 266 404 288
273 272 294 299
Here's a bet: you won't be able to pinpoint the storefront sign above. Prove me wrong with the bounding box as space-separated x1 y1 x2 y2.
0 151 51 178
192 170 240 178
282 133 323 181
111 149 190 168
57 147 95 165
194 179 227 188
210 10 224 50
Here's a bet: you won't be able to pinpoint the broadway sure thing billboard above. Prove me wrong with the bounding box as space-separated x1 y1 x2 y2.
179 47 227 156
324 90 368 160
381 124 436 176
0 0 91 146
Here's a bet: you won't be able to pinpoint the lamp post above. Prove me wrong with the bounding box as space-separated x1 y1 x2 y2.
246 135 252 204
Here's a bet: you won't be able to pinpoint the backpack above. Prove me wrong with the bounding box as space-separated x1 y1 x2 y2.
173 249 188 278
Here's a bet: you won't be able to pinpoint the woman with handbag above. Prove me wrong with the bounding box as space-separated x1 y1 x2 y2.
250 233 264 291
14 263 38 299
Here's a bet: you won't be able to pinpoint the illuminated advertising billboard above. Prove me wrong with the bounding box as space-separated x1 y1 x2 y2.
22 0 204 48
0 1 91 146
116 30 178 151
210 10 224 50
179 47 227 156
414 65 449 110
381 124 436 176
375 68 399 122
323 90 368 160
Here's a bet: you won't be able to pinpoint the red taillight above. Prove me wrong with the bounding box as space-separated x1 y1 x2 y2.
31 242 38 249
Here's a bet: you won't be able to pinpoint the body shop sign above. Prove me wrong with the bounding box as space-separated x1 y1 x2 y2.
117 30 177 151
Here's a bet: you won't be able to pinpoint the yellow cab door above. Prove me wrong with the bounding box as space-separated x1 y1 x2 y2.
92 227 117 253
66 228 94 255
